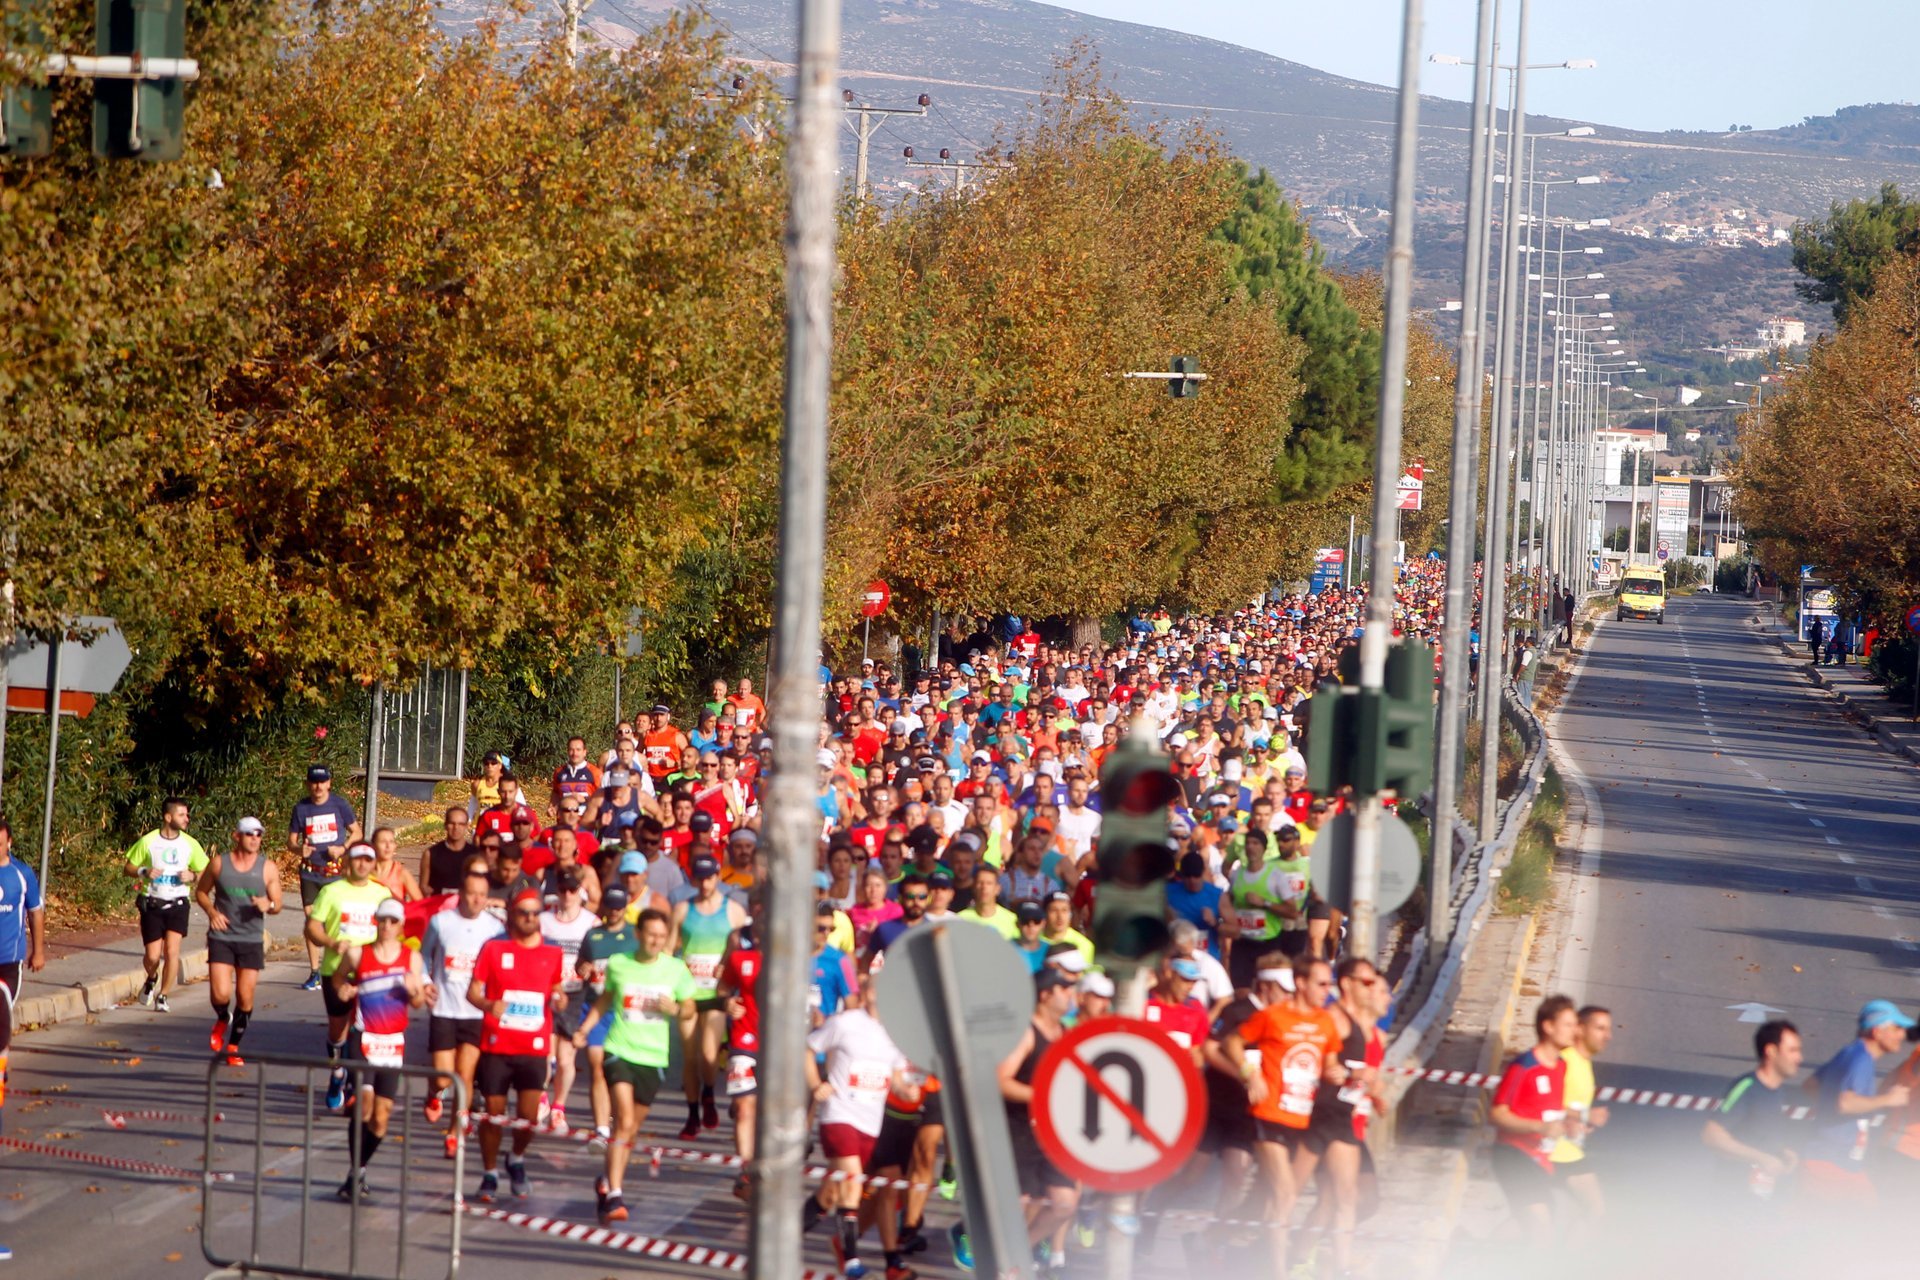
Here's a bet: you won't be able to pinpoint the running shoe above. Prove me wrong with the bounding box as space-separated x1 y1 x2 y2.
423 1094 444 1125
701 1088 719 1130
677 1112 702 1140
843 1263 868 1280
593 1124 612 1145
139 976 157 1009
443 1131 459 1160
731 1173 751 1202
209 1020 229 1054
898 1224 928 1255
536 1091 552 1126
948 1224 974 1273
223 1050 246 1068
886 1265 919 1280
936 1173 957 1201
1075 1204 1097 1249
548 1107 568 1137
335 1173 371 1204
301 971 323 992
154 994 171 1014
506 1160 530 1199
475 1172 498 1203
325 1072 347 1113
600 1192 628 1224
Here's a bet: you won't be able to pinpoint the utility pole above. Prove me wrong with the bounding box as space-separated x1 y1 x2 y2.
1425 0 1497 949
902 148 1006 193
1477 0 1529 843
751 1 840 1279
844 90 929 201
1349 0 1426 964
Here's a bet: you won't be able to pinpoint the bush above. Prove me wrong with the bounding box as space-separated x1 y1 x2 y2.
1714 555 1757 594
1497 765 1565 917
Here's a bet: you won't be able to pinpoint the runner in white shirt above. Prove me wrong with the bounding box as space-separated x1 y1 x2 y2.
1054 777 1102 865
419 870 505 1153
804 980 917 1278
540 875 595 1135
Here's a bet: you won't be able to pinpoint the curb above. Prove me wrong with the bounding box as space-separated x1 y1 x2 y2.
15 933 300 1032
1750 616 1920 770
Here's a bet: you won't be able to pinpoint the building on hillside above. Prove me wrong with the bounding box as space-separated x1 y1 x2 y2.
1756 316 1806 349
1706 344 1769 363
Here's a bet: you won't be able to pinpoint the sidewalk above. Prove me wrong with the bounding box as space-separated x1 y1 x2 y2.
1749 609 1920 768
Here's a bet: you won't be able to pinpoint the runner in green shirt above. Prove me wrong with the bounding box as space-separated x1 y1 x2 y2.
574 907 696 1225
303 844 393 1112
1226 829 1305 991
124 797 210 1013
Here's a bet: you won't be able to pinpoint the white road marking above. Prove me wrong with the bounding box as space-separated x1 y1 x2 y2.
1809 818 1825 827
1790 800 1807 810
1856 875 1876 891
1768 785 1786 794
1829 838 1844 848
1875 905 1898 920
1550 640 1604 1000
1837 850 1856 862
1896 939 1919 953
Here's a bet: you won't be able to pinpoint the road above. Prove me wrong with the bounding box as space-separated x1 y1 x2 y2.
1450 593 1920 1275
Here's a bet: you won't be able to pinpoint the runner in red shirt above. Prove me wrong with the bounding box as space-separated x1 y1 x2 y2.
1488 994 1578 1241
1145 957 1211 1063
466 889 568 1203
717 923 762 1197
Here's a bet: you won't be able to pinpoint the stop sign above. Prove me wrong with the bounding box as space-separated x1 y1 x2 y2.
862 580 891 618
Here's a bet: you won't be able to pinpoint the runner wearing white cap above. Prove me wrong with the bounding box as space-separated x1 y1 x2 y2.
194 815 282 1064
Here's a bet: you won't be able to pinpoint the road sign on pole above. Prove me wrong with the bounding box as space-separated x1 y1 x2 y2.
1028 1015 1206 1194
1904 604 1920 636
1308 810 1423 918
874 922 1036 1280
861 580 890 618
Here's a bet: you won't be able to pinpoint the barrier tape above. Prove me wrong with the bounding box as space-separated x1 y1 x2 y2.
461 1202 840 1277
1386 1064 1812 1119
0 1133 236 1181
22 1097 224 1128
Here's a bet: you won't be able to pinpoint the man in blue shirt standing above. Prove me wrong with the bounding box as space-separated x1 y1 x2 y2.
1802 999 1914 1198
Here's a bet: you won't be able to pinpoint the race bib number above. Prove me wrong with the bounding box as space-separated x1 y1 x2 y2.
847 1061 891 1093
1236 911 1267 934
362 1032 405 1068
340 906 378 945
807 985 823 1013
500 990 545 1032
1337 1084 1369 1109
726 1055 757 1096
1281 872 1308 901
687 954 721 990
621 988 667 1022
307 814 340 843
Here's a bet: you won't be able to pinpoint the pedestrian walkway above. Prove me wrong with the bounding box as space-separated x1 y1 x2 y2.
1748 607 1920 769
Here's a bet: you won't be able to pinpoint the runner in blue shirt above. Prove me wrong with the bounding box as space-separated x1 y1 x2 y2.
0 818 46 998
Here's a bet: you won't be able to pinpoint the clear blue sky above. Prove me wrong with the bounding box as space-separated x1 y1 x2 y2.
1036 0 1919 133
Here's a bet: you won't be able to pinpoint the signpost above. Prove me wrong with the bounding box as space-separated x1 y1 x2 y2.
873 922 1036 1280
860 579 889 666
1028 1015 1206 1194
1395 461 1425 512
1310 548 1346 596
1307 810 1423 918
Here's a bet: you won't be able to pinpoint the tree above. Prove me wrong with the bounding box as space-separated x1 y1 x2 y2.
1789 182 1920 324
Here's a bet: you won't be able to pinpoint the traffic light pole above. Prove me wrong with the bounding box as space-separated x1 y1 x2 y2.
1349 0 1426 964
751 0 840 1275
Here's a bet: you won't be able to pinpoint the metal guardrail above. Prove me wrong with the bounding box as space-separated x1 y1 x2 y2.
201 1052 466 1280
1384 680 1549 1074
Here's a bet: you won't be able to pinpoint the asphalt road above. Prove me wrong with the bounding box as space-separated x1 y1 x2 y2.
1453 594 1920 1276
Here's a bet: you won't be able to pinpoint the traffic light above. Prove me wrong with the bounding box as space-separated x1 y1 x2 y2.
1091 731 1181 969
1301 679 1359 795
1354 640 1435 797
2 1 54 158
1169 355 1201 399
93 0 187 160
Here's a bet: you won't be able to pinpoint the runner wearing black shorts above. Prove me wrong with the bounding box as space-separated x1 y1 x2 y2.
194 817 282 1065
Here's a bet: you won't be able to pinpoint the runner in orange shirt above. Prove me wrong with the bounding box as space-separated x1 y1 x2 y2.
1222 954 1345 1280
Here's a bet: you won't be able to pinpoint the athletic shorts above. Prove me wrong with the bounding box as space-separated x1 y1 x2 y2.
1253 1118 1311 1151
0 962 18 1001
137 897 192 944
428 1015 484 1053
586 1010 612 1049
604 1056 666 1106
1489 1143 1555 1208
300 877 339 910
552 996 582 1039
1198 1104 1256 1155
208 938 265 972
1304 1108 1363 1153
475 1052 547 1100
723 1051 757 1099
322 978 355 1020
820 1122 878 1167
870 1111 921 1173
1227 940 1270 991
920 1088 944 1129
345 1032 404 1100
1011 1122 1075 1196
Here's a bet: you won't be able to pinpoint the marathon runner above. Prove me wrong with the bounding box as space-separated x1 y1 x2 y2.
868 1065 939 1280
1701 1018 1803 1204
574 886 635 1143
193 816 282 1064
715 914 762 1200
573 906 696 1225
289 764 361 991
1294 955 1387 1276
1487 994 1578 1242
304 842 393 1112
467 888 568 1202
124 797 209 1013
1224 828 1303 992
332 898 430 1202
672 854 747 1140
1799 998 1913 1202
1550 1004 1613 1226
1221 954 1345 1280
539 873 594 1135
420 866 504 1156
0 817 46 1000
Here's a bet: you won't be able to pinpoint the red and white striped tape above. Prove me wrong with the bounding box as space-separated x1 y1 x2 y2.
1386 1064 1811 1119
0 1133 236 1181
461 1202 840 1277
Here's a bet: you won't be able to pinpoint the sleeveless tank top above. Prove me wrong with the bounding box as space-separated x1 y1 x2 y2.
353 946 415 1068
1314 1010 1383 1137
210 853 270 944
680 896 733 993
1005 1019 1056 1129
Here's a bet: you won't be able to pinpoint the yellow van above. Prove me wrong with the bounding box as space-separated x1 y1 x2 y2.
1617 568 1666 624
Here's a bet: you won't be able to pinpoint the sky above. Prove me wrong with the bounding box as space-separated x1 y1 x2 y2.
1035 0 1920 134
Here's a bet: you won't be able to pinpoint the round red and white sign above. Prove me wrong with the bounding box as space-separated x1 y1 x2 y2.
1029 1015 1207 1193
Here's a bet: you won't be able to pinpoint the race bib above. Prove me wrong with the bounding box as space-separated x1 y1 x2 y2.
687 954 721 990
726 1055 757 1096
847 1061 891 1093
308 814 340 843
807 985 823 1013
340 906 378 945
362 1032 405 1068
1166 1030 1192 1049
1236 911 1267 934
621 988 667 1022
500 989 545 1032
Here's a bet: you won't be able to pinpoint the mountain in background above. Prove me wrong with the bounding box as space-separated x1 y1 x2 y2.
447 0 1920 361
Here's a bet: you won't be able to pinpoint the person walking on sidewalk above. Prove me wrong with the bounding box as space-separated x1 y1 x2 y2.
290 765 361 991
194 816 282 1064
125 797 209 1013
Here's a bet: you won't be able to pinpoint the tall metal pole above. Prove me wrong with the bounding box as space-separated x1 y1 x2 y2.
1540 224 1569 643
1350 0 1426 964
1477 0 1528 841
1424 0 1496 949
37 629 61 891
1506 136 1537 577
752 0 840 1273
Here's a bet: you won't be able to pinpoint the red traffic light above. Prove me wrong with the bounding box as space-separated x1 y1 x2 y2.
1111 767 1182 815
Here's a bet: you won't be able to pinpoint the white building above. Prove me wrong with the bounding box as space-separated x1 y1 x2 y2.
1757 316 1806 349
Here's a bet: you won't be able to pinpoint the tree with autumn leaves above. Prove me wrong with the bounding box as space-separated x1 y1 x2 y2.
1735 249 1920 619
